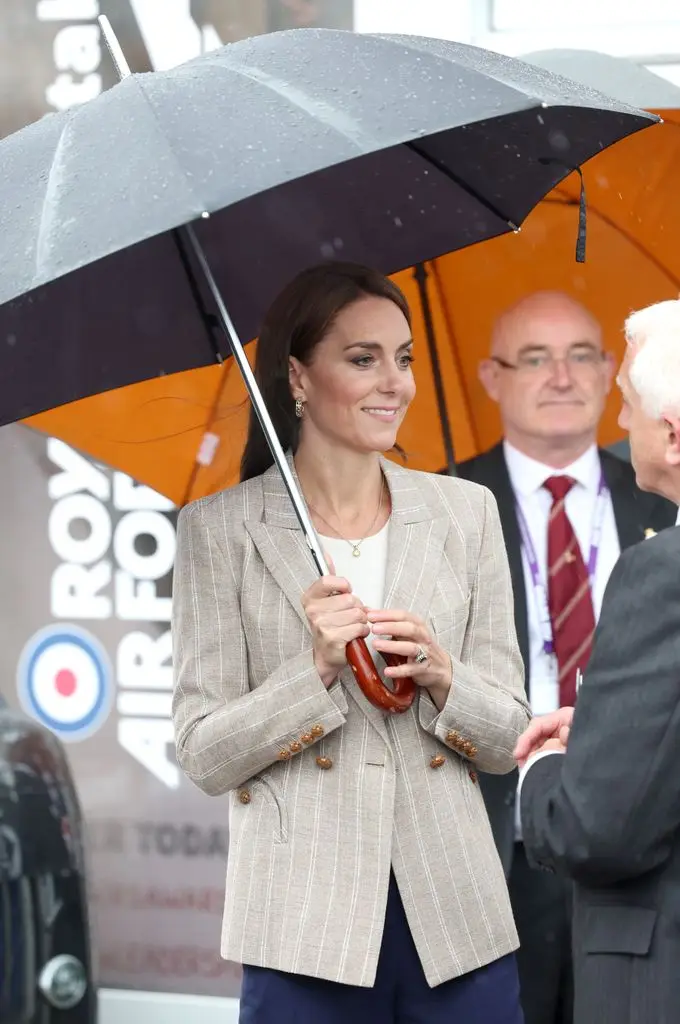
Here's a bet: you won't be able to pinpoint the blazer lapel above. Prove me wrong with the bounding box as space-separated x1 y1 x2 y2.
244 460 318 631
244 520 317 632
468 445 530 684
381 459 450 622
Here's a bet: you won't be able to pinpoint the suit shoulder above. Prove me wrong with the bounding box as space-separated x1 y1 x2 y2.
600 448 677 527
178 476 262 529
456 445 502 483
614 523 680 583
600 447 635 479
600 526 680 634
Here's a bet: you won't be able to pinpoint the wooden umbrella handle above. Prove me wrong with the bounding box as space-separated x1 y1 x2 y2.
346 638 416 713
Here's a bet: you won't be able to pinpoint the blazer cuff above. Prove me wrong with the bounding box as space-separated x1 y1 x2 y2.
265 649 350 745
518 748 565 874
418 656 525 773
178 649 349 795
518 749 564 805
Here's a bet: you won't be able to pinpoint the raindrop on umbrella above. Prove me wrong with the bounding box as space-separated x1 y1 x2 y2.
549 130 571 152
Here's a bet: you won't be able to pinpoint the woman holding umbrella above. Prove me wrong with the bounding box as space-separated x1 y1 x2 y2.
171 261 529 1023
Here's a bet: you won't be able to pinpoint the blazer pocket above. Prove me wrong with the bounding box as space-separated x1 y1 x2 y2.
253 773 289 845
429 594 471 647
583 905 657 956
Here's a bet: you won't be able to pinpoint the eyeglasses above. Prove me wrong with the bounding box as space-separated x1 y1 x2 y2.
492 349 606 375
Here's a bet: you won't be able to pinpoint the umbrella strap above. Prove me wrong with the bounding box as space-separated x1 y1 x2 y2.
574 167 587 263
413 263 456 476
539 157 587 263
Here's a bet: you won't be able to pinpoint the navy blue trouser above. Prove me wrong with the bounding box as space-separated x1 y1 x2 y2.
239 871 524 1023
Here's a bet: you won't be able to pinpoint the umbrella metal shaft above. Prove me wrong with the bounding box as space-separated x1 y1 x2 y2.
179 232 419 714
95 11 415 712
183 225 330 578
99 13 328 577
99 16 132 79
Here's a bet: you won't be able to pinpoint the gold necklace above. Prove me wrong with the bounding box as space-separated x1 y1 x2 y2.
309 479 385 558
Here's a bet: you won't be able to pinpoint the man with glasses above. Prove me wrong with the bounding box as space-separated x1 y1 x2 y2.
457 290 676 1024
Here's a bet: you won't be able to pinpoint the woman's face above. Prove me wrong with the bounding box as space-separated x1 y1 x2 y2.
290 295 416 454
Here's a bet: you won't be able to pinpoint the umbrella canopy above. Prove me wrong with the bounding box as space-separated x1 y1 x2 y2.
524 48 680 110
407 52 680 460
22 263 475 504
448 49 680 454
414 50 680 459
0 28 658 429
20 47 677 502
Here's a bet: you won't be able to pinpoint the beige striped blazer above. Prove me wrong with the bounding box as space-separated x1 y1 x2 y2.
171 456 529 988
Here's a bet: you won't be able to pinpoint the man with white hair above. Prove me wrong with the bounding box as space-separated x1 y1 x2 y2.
515 298 680 1024
458 290 676 1024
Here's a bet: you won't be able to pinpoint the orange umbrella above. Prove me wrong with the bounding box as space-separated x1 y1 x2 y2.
23 262 474 505
23 53 680 505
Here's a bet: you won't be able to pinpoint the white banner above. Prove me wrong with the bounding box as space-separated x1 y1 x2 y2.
0 0 353 1000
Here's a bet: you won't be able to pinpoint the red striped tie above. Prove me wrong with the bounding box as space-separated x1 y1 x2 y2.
544 475 595 706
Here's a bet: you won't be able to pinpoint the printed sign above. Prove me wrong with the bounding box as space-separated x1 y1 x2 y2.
1 0 352 999
17 623 114 741
0 424 234 995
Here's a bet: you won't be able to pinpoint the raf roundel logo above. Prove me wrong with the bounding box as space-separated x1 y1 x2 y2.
17 624 113 742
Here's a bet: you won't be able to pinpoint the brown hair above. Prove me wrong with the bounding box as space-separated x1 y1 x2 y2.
240 261 411 482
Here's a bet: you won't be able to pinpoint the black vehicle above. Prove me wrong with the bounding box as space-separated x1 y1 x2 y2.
0 704 95 1022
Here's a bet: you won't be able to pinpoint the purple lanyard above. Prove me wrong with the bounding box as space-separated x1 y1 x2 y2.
515 472 608 656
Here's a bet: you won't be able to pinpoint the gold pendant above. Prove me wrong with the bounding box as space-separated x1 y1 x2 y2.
352 547 361 558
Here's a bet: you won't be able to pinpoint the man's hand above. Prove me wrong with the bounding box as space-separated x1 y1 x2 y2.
514 708 574 768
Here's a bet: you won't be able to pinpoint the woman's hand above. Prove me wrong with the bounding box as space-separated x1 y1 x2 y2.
301 575 369 688
367 609 452 710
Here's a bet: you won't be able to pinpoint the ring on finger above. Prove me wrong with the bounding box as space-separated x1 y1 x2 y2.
414 644 429 664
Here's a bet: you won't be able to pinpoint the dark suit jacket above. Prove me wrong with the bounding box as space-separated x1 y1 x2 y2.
457 442 677 873
520 526 680 1024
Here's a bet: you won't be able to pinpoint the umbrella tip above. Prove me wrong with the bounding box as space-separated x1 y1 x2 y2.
98 15 132 80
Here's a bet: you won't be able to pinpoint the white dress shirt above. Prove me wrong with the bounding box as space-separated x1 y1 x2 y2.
518 478 680 813
504 441 621 717
505 441 621 839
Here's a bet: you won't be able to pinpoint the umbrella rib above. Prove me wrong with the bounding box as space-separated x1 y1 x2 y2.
185 57 372 151
171 227 226 366
405 140 519 230
413 263 456 475
429 259 481 459
181 359 239 507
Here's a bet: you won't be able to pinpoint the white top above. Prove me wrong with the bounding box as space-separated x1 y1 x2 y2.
504 440 621 716
319 522 389 662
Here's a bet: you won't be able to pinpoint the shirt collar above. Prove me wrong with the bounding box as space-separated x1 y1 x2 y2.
503 440 601 498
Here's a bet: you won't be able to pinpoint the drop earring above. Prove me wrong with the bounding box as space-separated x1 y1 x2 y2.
295 398 304 419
